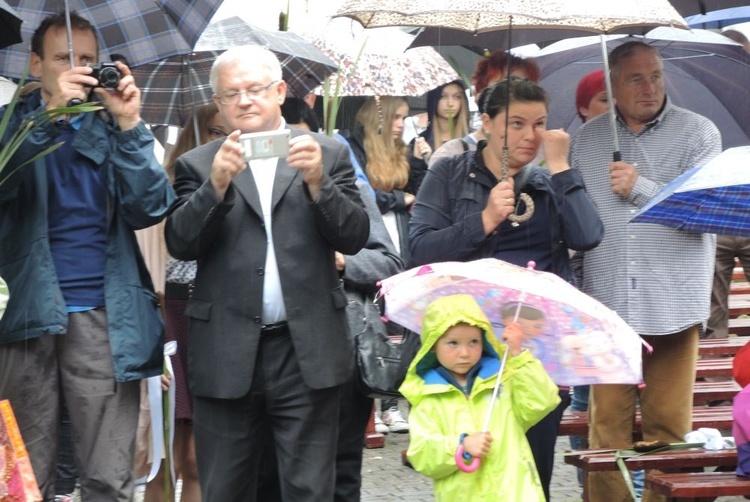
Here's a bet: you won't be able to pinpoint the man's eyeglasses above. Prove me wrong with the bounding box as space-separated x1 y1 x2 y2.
217 81 280 105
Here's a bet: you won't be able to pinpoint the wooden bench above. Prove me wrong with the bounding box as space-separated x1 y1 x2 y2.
646 471 750 500
566 447 738 502
730 319 750 337
692 380 741 405
695 357 734 379
731 281 750 295
733 265 749 282
729 295 750 318
699 335 750 355
558 405 734 437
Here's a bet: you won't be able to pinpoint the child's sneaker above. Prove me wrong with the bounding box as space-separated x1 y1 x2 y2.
374 411 389 434
382 406 409 433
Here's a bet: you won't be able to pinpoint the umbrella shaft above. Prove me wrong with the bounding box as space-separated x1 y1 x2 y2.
600 35 620 157
64 0 76 69
483 347 509 432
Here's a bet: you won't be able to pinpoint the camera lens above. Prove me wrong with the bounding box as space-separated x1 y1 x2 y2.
98 67 121 89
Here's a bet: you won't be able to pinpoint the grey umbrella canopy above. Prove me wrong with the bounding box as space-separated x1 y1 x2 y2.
535 31 750 149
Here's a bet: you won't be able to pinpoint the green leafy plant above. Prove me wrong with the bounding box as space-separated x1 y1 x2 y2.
0 74 102 187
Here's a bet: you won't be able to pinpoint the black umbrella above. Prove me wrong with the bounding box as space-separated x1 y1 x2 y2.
132 17 337 126
196 17 337 99
0 0 22 50
0 0 224 77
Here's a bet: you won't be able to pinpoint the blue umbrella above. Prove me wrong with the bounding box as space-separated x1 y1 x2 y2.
685 7 750 28
630 146 750 237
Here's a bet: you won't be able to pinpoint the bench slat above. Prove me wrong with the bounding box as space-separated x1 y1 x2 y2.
695 357 734 378
565 447 737 472
559 405 734 437
692 380 741 405
699 335 750 355
646 471 750 498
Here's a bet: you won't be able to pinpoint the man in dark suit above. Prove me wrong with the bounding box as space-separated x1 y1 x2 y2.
165 45 369 501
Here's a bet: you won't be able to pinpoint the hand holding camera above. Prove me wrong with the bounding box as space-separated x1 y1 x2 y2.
286 134 324 199
89 60 143 131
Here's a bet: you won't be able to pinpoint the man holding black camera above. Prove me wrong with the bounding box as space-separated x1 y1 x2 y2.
165 45 369 500
0 11 174 501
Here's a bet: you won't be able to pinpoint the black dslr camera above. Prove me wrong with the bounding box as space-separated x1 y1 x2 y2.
89 62 121 89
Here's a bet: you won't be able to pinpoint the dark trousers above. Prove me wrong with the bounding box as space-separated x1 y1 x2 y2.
193 329 340 502
55 400 77 495
526 388 570 502
335 376 374 502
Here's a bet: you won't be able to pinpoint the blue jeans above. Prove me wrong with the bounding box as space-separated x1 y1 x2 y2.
569 386 590 487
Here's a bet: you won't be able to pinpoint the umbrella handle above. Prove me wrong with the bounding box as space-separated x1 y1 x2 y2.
454 445 481 473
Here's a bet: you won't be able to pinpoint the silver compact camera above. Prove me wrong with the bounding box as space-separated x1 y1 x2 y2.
239 129 291 161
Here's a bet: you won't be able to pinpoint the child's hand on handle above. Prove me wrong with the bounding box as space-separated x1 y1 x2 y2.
502 322 524 356
462 432 493 458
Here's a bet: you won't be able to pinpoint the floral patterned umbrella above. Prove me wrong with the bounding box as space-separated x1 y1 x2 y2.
378 258 644 386
306 18 460 97
334 0 687 35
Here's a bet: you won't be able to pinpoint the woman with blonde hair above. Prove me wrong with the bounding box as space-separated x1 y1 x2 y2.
353 96 411 192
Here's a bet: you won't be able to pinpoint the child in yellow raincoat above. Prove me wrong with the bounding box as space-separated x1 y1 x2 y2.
400 294 560 501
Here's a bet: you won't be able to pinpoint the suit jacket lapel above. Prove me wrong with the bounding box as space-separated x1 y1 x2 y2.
232 168 263 219
272 158 298 211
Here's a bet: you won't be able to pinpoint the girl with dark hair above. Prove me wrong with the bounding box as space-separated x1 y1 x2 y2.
409 76 604 501
409 80 471 193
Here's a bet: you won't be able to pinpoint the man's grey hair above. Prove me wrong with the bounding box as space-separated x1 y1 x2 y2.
608 41 661 80
210 45 283 94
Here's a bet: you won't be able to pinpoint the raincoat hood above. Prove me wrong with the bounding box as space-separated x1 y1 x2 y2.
401 294 505 406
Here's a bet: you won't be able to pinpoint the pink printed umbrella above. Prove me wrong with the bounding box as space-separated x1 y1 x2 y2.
378 258 643 387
